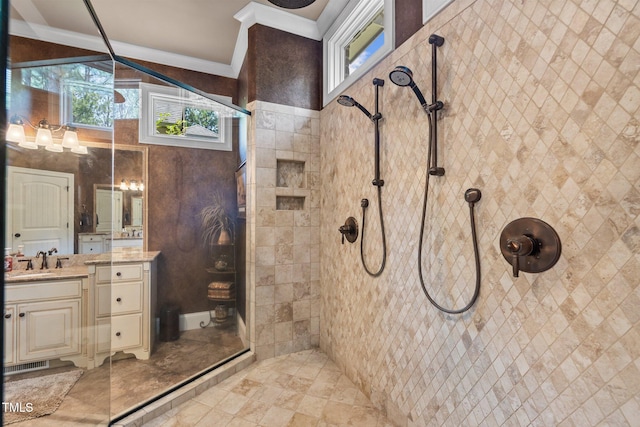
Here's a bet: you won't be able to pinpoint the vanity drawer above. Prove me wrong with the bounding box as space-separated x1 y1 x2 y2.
96 264 143 283
95 314 143 353
80 242 103 254
81 235 103 242
6 280 82 303
96 282 143 317
111 314 143 351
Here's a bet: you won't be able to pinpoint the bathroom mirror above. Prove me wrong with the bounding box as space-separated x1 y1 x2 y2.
6 139 148 255
5 51 148 255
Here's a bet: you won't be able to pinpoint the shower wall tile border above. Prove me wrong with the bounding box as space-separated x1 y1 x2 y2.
247 100 321 361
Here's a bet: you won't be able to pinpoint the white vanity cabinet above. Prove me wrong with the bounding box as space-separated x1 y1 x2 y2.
89 258 157 368
3 306 16 365
4 279 86 368
79 233 108 254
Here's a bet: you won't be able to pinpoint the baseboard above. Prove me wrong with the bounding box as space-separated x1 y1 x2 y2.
180 311 212 331
155 310 208 335
156 310 246 336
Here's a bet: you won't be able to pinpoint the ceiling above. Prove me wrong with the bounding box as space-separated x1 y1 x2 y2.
9 0 349 78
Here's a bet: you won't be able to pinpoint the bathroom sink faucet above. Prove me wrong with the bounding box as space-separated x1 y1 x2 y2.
36 251 48 269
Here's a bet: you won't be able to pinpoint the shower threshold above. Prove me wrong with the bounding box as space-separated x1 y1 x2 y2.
111 349 255 427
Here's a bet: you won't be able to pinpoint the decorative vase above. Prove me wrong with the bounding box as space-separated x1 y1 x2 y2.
217 229 232 245
214 255 228 271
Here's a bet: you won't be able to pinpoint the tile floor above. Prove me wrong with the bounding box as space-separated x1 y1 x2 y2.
7 325 245 426
143 349 393 426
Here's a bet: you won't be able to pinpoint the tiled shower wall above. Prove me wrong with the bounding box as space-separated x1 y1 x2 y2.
247 101 321 360
320 0 640 425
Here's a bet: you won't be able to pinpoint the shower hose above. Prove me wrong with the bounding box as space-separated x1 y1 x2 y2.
418 113 481 314
360 186 387 277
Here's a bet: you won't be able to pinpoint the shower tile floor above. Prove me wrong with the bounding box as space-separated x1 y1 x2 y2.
143 349 393 427
7 324 245 426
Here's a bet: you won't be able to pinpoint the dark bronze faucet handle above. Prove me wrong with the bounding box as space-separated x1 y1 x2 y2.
338 217 359 244
506 236 535 277
338 225 351 244
19 259 34 270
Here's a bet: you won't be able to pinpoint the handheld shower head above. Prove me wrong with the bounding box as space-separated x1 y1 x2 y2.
336 95 373 120
389 66 428 110
337 95 356 107
389 66 414 87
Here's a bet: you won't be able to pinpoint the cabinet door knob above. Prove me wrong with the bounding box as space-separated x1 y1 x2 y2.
4 313 11 319
115 332 121 337
116 272 122 277
116 297 122 302
19 313 25 318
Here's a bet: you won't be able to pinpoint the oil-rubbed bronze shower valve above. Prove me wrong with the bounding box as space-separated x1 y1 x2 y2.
339 217 358 244
500 217 561 278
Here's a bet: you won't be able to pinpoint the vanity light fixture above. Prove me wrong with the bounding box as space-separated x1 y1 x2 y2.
119 179 144 191
5 115 87 154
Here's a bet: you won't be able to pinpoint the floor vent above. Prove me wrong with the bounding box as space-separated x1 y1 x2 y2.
4 360 49 375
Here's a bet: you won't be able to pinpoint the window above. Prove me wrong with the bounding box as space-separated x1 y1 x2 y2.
5 68 11 108
323 0 394 106
139 83 234 151
345 9 385 76
20 62 117 129
61 80 114 128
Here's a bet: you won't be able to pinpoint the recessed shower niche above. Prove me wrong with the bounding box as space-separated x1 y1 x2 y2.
276 159 307 210
277 159 305 188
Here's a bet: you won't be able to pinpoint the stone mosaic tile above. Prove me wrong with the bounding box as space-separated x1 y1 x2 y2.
320 0 640 425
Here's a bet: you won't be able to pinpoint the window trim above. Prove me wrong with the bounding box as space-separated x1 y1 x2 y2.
423 0 455 24
139 83 233 151
323 0 394 106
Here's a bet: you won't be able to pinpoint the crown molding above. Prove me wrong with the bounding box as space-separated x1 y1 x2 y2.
10 19 109 55
234 2 321 41
10 0 348 80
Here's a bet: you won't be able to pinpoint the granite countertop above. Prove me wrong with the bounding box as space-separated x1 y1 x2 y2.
106 236 144 241
83 250 161 265
4 266 89 283
5 250 161 282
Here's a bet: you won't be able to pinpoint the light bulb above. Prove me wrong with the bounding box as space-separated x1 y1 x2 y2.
62 130 79 148
35 127 53 146
6 123 26 143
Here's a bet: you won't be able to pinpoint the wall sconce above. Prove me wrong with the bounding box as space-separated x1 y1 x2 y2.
120 179 145 191
6 115 87 154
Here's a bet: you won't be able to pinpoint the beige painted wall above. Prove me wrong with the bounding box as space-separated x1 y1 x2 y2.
320 0 640 425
